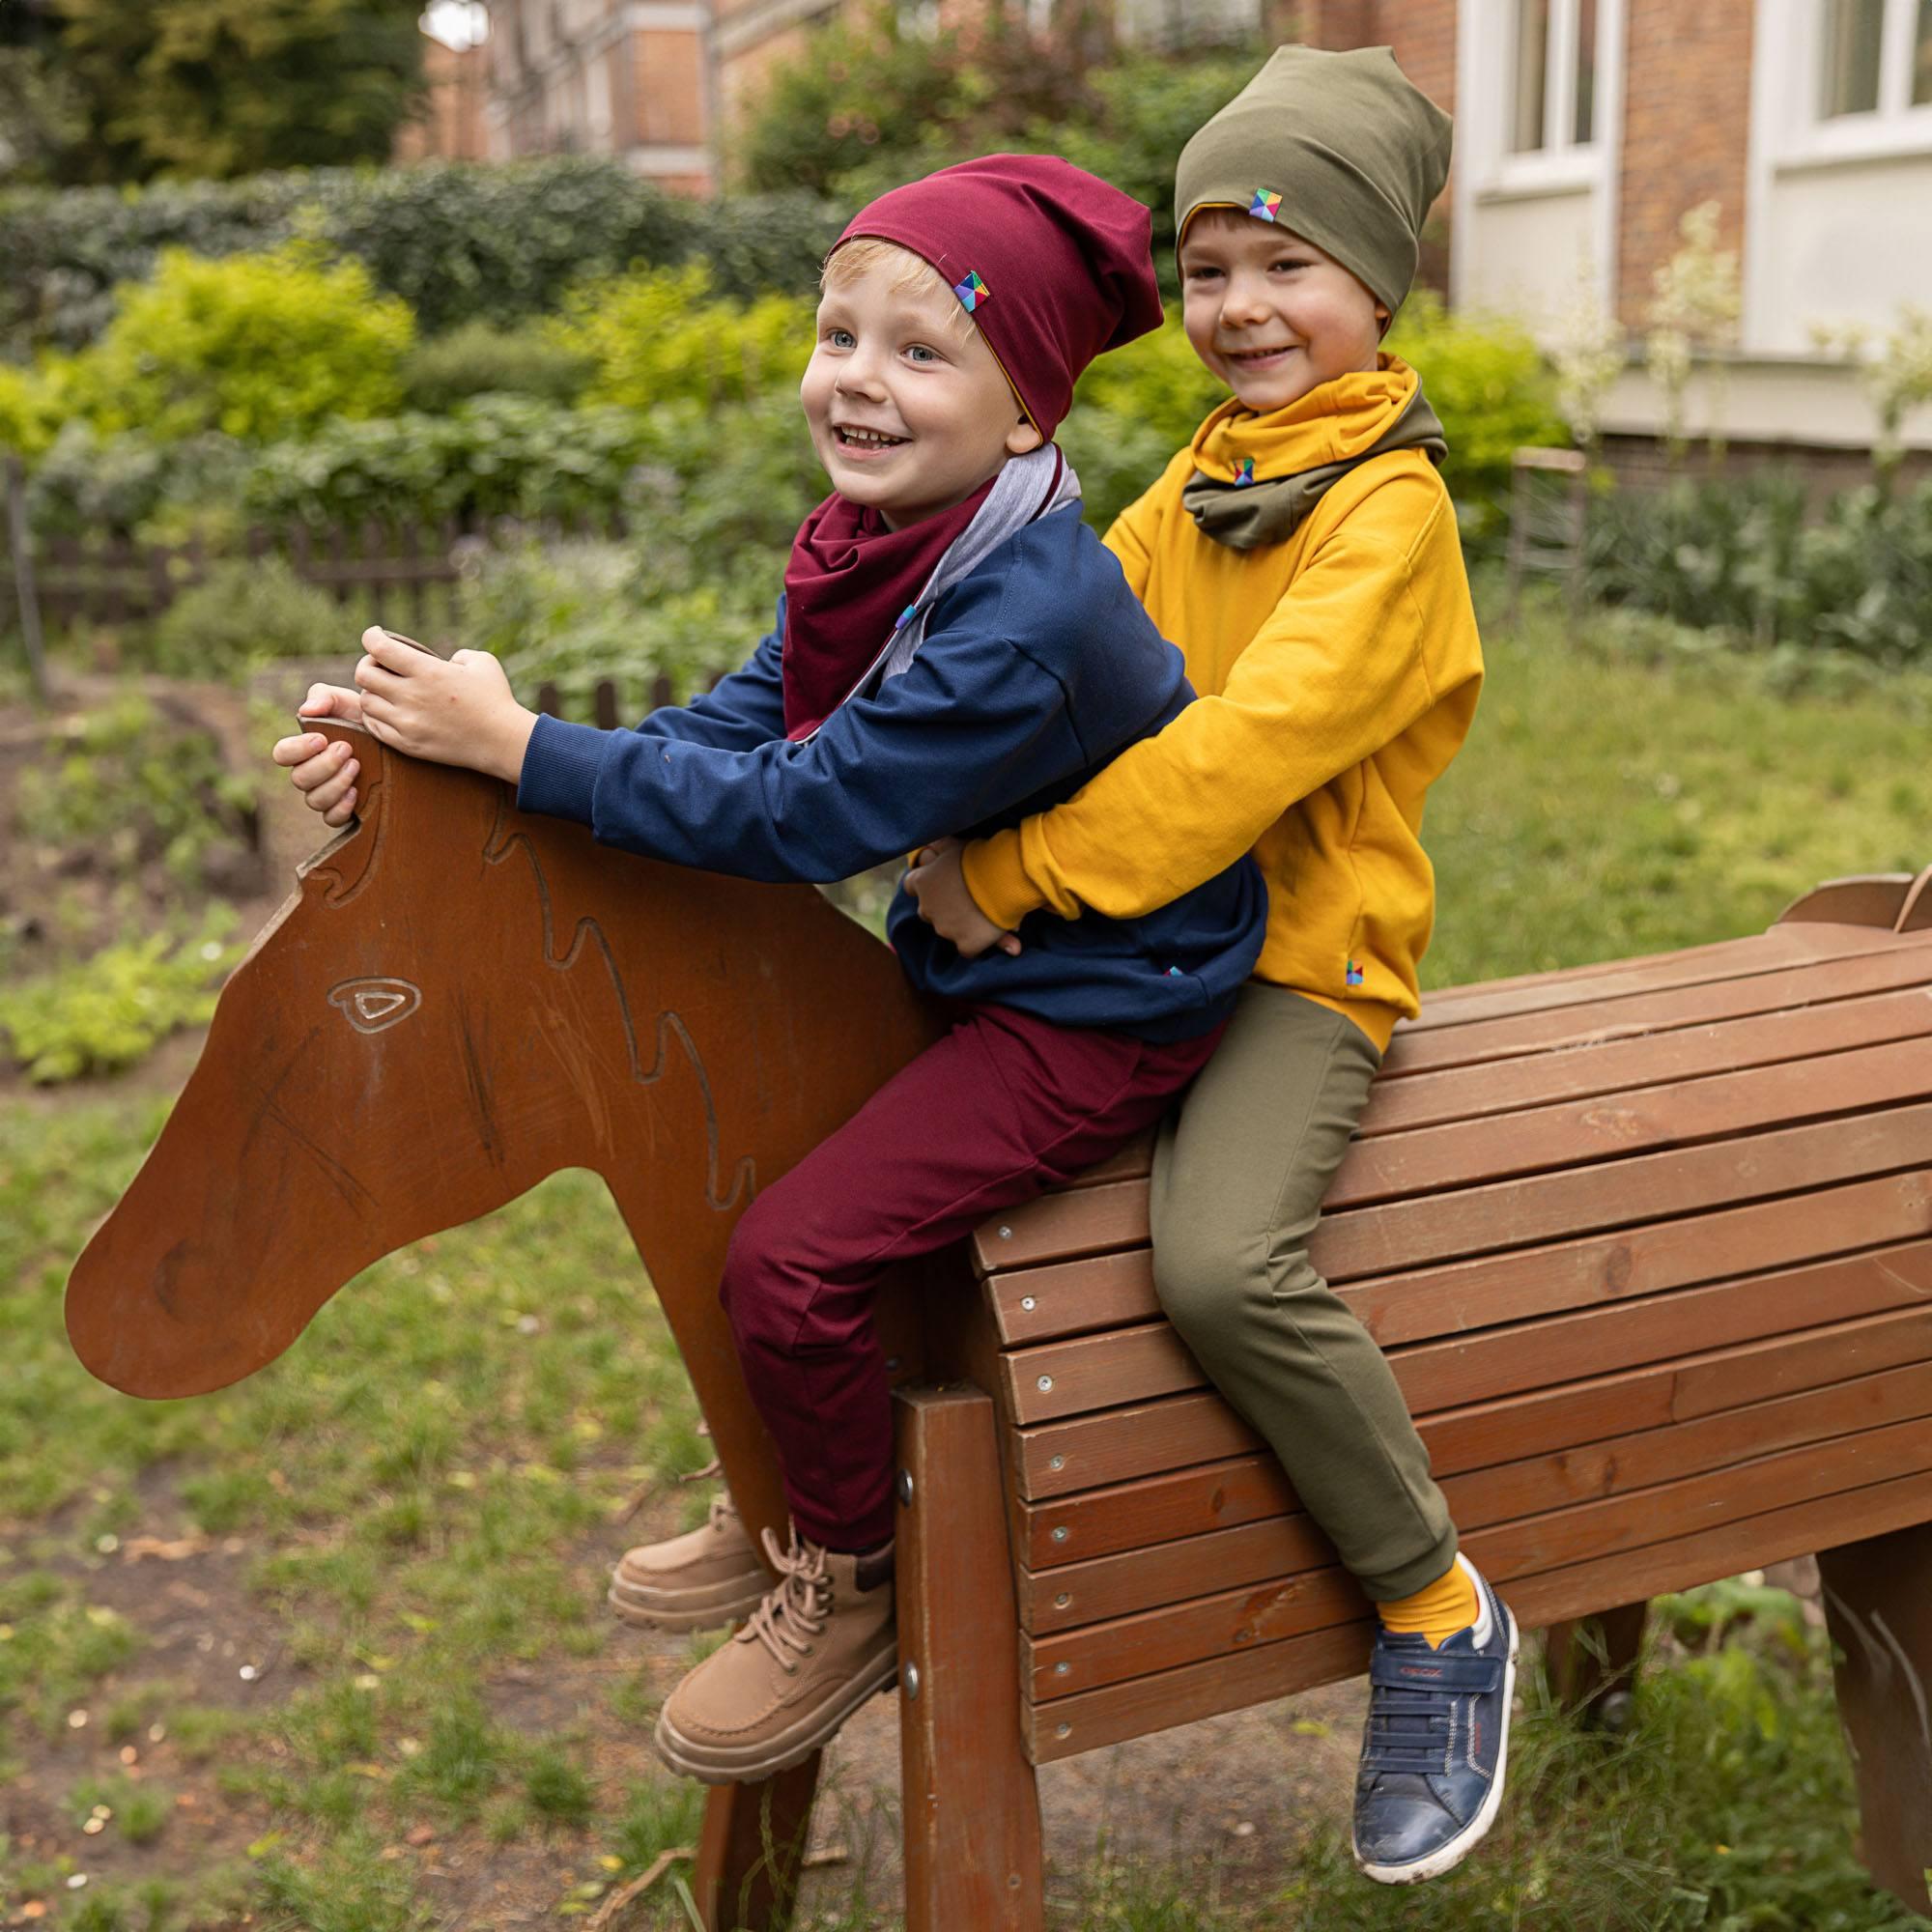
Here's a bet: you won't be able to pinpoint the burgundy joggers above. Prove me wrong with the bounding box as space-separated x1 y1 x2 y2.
718 1002 1222 1550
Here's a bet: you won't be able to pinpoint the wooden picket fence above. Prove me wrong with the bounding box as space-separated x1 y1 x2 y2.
0 503 627 636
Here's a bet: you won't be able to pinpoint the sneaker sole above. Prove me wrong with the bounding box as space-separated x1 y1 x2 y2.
1354 1605 1520 1887
607 1572 769 1633
652 1640 899 1784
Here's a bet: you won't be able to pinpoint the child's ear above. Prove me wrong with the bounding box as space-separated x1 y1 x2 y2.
1377 304 1393 339
1007 416 1044 455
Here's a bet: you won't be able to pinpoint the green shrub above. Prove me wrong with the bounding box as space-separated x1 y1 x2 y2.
1586 473 1932 665
55 244 412 444
151 556 348 679
551 262 811 412
400 320 594 414
1387 291 1567 551
0 360 61 460
14 691 258 884
1061 315 1221 529
1 908 241 1083
0 159 841 357
239 394 655 531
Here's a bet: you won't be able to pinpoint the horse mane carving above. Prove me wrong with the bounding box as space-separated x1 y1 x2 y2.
68 720 942 1548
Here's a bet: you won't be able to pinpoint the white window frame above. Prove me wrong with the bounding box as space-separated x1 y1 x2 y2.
1452 0 1627 312
1758 0 1932 169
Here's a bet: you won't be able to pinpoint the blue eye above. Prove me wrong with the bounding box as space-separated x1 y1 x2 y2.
827 327 855 349
907 344 940 363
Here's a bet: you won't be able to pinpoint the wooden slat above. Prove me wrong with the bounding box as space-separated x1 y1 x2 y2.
988 1168 1932 1352
1400 923 1906 1035
1317 1101 1932 1283
982 1100 1932 1282
1023 1466 1932 1762
1383 932 1932 1077
1004 1238 1932 1427
987 1248 1157 1347
1021 1350 1932 1634
1017 1350 1932 1577
1027 1397 1932 1699
1348 1169 1932 1350
1385 1238 1932 1417
1012 1298 1932 1504
1332 1037 1932 1208
1360 985 1932 1138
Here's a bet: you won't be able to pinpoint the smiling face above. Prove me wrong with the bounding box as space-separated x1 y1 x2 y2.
801 242 1042 528
1179 209 1389 413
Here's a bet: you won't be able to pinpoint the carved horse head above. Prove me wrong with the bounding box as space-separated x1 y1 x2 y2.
67 721 939 1529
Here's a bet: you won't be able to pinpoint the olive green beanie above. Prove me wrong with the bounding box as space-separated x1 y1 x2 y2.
1175 44 1452 316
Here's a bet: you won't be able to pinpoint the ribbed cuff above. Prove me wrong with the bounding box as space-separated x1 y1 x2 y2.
516 713 608 826
960 827 1047 931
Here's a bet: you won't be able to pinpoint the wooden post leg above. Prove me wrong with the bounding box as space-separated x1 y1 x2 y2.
1542 1600 1648 1730
691 1757 823 1932
1819 1523 1932 1916
895 1383 1045 1932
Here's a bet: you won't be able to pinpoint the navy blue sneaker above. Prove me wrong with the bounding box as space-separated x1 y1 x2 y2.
1352 1555 1517 1885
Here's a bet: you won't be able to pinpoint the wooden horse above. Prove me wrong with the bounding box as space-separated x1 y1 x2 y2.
67 717 952 1926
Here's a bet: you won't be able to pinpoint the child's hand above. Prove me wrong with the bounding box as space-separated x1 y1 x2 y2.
271 684 366 826
352 628 538 783
905 838 1022 958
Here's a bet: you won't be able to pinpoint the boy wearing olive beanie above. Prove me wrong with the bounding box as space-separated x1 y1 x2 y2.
909 47 1506 1887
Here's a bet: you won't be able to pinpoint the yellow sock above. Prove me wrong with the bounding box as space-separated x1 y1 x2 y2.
1378 1557 1480 1649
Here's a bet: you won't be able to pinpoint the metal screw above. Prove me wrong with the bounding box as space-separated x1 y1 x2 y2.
1051 1526 1068 1543
1056 1722 1070 1738
902 1662 921 1700
1037 1375 1054 1392
884 1355 901 1371
895 1469 914 1506
1020 1296 1036 1312
1055 1592 1070 1608
998 1226 1013 1239
1054 1662 1069 1676
1048 1455 1065 1471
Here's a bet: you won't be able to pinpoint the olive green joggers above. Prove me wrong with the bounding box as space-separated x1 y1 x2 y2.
1150 981 1458 1601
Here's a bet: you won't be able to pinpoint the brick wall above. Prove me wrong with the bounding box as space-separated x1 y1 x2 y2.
394 34 490 163
1616 0 1754 329
1296 0 1458 298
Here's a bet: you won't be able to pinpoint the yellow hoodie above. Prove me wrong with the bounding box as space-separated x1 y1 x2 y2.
960 356 1483 1053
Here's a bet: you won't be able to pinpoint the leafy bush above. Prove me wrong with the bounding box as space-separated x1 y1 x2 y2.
0 159 842 357
237 395 655 532
53 246 412 444
0 361 61 460
1386 292 1567 550
551 263 811 412
152 557 347 679
14 692 258 885
400 321 595 414
1 909 240 1084
1586 473 1932 664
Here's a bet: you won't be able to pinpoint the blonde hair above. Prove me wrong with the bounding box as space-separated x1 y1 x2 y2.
822 238 976 339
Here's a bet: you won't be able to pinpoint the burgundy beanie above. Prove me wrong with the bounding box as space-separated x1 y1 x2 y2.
830 155 1164 438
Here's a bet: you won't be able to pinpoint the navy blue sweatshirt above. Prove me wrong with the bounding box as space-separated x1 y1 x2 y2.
518 503 1265 1040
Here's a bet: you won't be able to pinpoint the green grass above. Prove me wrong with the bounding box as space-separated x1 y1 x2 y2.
7 598 1932 1924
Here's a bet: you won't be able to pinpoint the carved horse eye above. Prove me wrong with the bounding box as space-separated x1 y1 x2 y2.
328 978 422 1036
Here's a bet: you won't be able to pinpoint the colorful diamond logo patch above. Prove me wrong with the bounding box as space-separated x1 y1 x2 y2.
953 270 990 312
1234 456 1256 488
1250 188 1283 222
1345 958 1365 988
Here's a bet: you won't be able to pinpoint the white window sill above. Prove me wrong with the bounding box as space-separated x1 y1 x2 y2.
1474 148 1602 201
1774 108 1932 171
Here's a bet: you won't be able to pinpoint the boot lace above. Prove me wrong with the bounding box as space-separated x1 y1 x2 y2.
706 1494 738 1534
742 1528 831 1675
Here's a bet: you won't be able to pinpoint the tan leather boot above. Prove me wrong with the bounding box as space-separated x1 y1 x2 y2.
609 1496 769 1631
653 1528 895 1782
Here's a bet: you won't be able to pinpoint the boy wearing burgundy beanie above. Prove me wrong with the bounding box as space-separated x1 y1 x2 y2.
272 156 1264 1778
